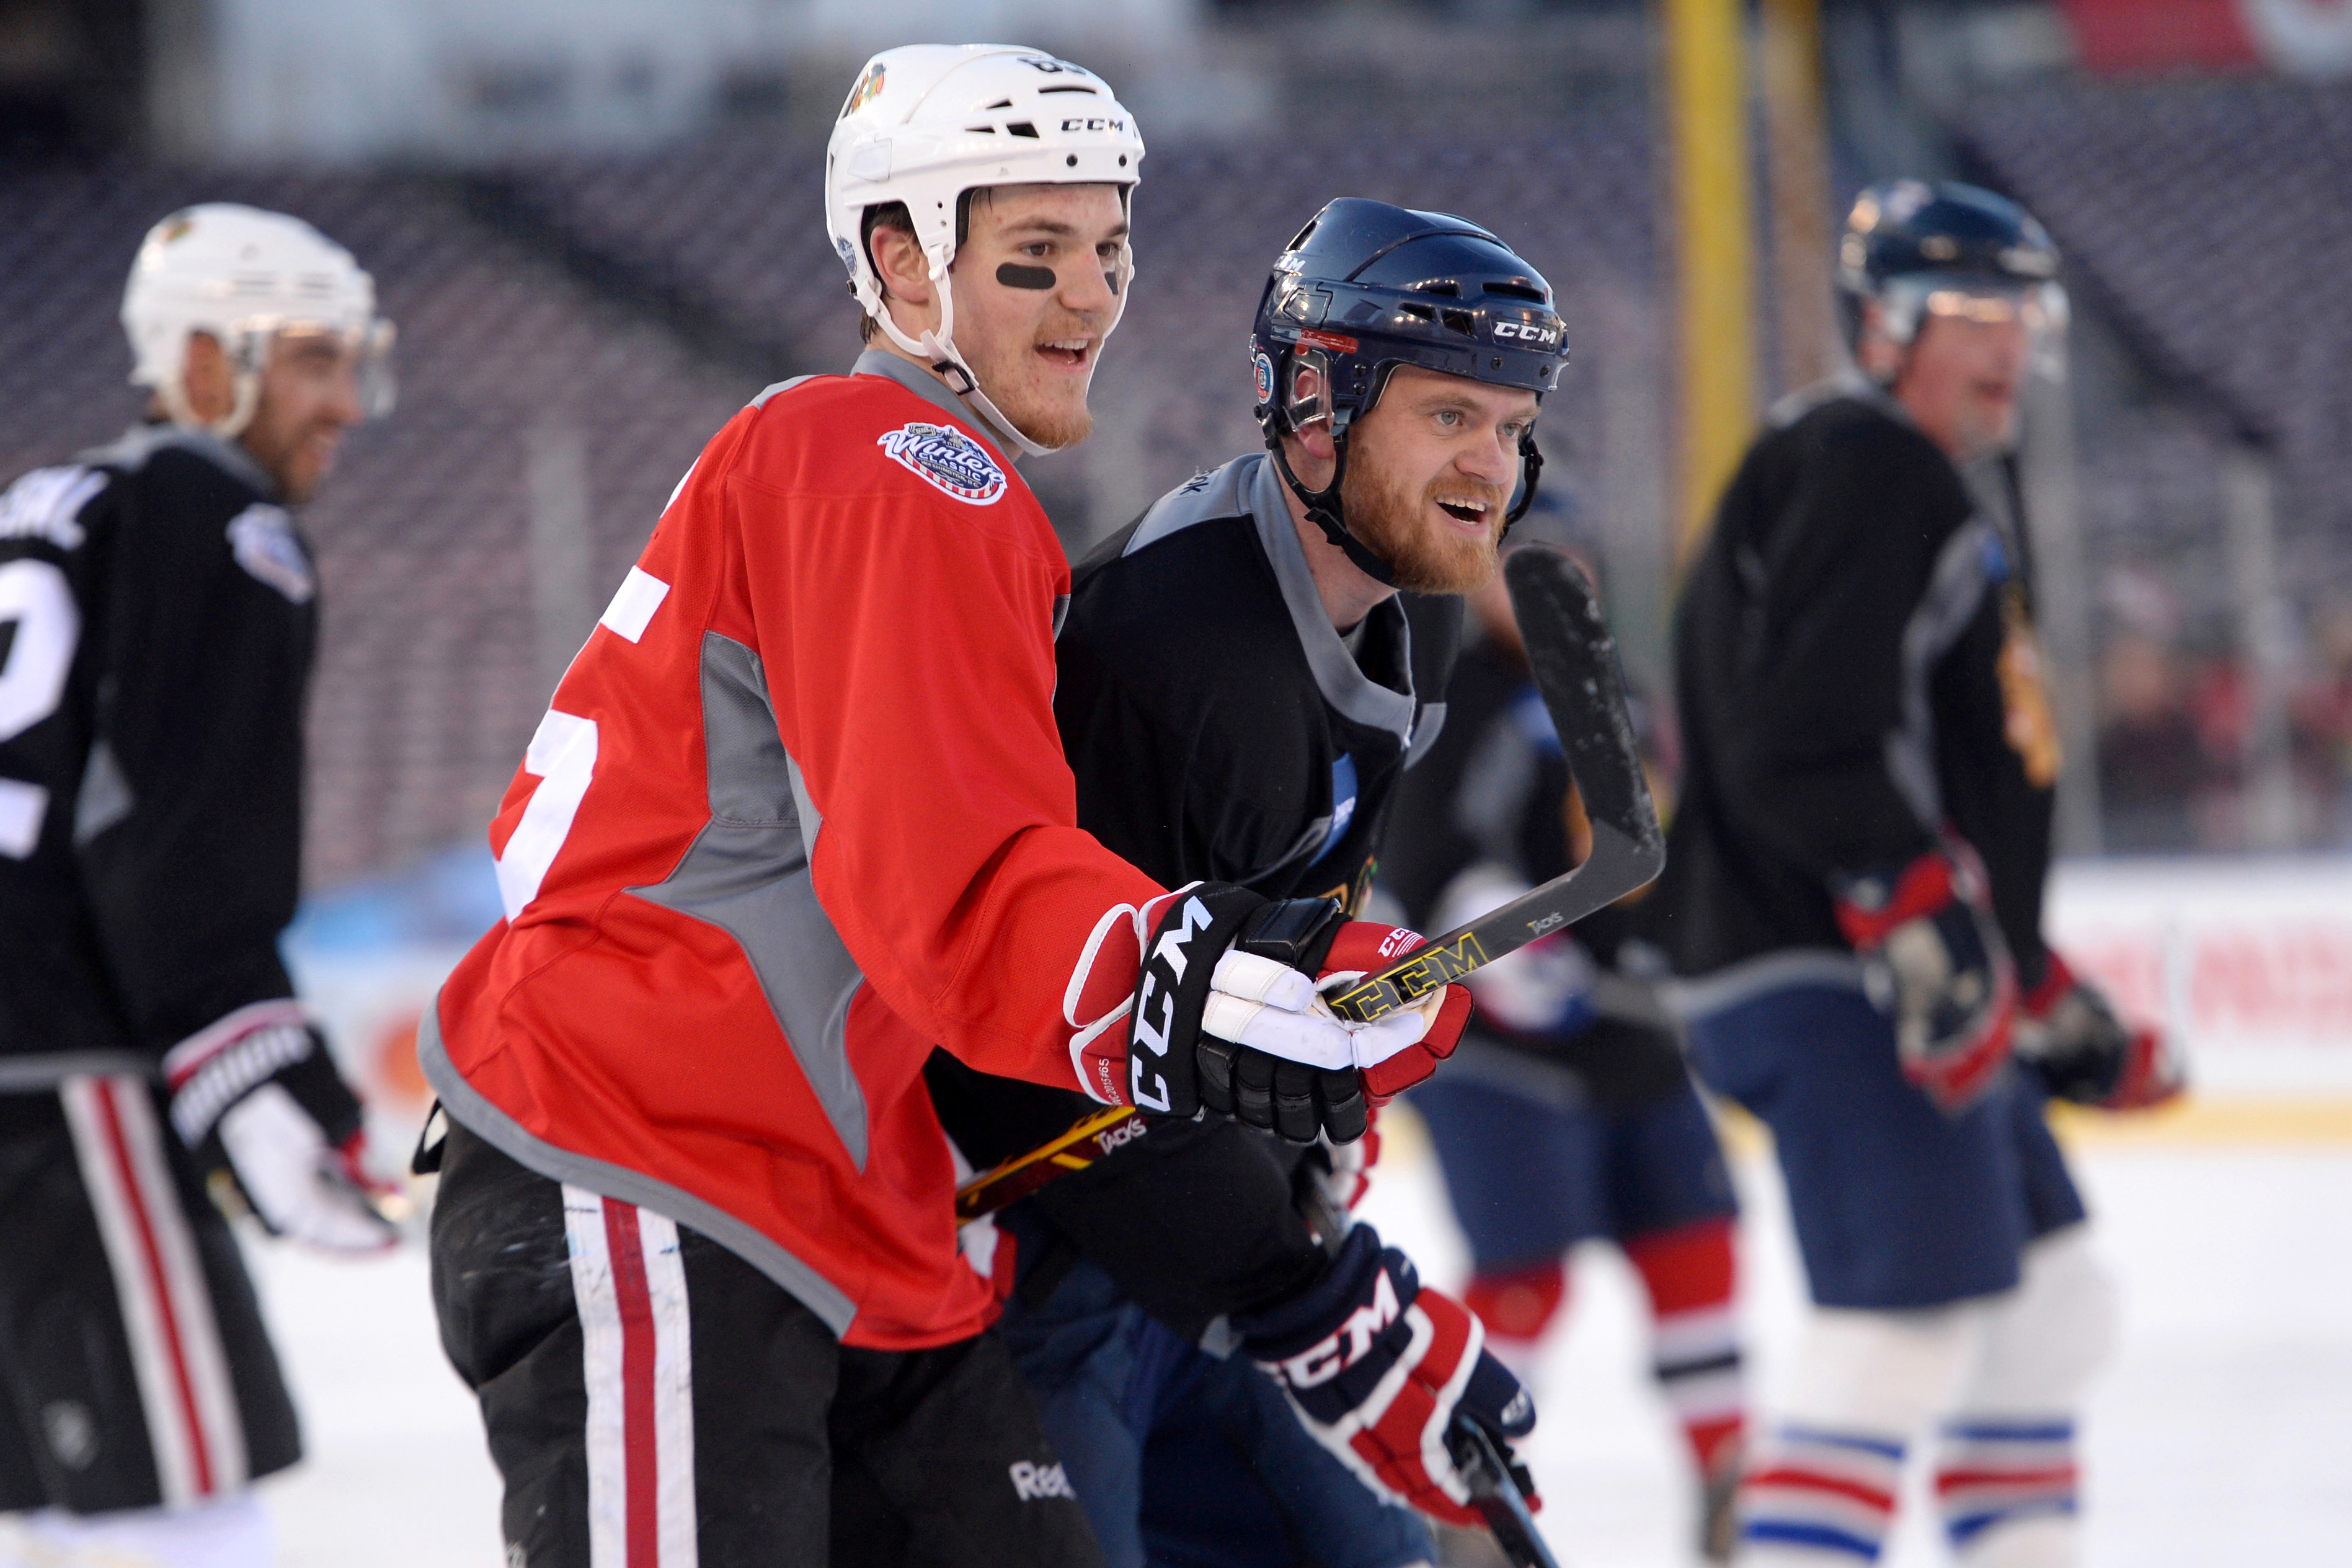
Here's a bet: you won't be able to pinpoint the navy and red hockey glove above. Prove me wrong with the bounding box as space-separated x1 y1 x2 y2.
1832 843 2017 1115
2016 952 2185 1111
1237 1225 1535 1530
1066 888 1467 1145
165 1001 399 1252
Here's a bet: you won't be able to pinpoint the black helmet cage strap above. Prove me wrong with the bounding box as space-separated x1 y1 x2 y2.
1258 348 1545 589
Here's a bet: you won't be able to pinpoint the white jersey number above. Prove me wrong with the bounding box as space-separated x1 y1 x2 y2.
0 557 81 858
491 564 673 921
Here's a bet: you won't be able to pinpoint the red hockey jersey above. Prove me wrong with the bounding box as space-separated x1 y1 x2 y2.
420 353 1163 1349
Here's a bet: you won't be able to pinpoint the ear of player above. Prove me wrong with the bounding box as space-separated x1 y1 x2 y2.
1234 1225 1538 1531
1833 841 2019 1114
162 1004 402 1252
1067 885 1471 1145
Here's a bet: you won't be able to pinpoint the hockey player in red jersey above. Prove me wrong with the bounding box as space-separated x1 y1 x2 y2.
0 204 399 1567
420 47 1475 1567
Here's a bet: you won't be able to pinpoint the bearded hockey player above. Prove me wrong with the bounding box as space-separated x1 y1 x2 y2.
1380 515 1748 1563
1662 180 2185 1567
0 204 399 1566
928 198 1568 1568
418 52 1463 1568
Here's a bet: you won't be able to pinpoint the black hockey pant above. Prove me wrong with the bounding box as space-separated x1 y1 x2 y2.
427 1120 1104 1567
0 1078 301 1514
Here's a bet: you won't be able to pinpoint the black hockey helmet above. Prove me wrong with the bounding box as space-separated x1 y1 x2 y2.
1249 198 1569 587
1836 179 2066 376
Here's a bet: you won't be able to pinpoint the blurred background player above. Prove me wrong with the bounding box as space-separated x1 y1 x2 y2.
1380 503 1748 1563
929 196 1566 1568
0 203 399 1567
1661 180 2184 1567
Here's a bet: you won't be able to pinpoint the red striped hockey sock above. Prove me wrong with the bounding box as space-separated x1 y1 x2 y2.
1738 1424 1904 1561
1936 1417 2079 1556
1626 1216 1746 1475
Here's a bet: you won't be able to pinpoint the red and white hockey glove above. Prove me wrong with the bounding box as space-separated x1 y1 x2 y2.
2016 953 2185 1111
164 1001 399 1253
1832 843 2017 1115
1238 1225 1537 1530
1066 888 1465 1145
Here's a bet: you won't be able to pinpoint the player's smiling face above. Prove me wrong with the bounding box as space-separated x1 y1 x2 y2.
1335 365 1537 595
871 183 1128 450
176 327 366 503
949 184 1127 448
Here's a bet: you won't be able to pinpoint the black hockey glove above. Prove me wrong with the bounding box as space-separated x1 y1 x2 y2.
2017 952 2185 1110
164 1003 399 1252
1236 1225 1536 1529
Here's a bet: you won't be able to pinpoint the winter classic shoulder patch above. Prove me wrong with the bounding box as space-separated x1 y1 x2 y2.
224 504 315 603
877 421 1008 506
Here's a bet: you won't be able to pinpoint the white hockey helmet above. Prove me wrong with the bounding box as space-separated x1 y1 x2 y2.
824 45 1144 456
121 202 396 438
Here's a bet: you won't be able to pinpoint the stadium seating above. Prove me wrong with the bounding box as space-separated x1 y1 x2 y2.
3 79 2345 885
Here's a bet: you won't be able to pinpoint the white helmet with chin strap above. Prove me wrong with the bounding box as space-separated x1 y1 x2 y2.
825 45 1144 458
121 202 395 440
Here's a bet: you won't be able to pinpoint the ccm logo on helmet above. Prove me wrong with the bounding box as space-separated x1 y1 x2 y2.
1060 116 1127 133
1493 320 1560 346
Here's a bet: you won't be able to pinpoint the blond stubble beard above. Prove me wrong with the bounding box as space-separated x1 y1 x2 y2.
1338 443 1504 595
964 331 1096 451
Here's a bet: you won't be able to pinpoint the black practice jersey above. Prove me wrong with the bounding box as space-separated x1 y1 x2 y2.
1659 384 2059 993
0 427 314 1084
926 452 1458 1335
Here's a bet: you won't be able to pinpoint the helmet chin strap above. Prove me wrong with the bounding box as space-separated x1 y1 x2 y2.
871 262 1060 461
1266 420 1399 589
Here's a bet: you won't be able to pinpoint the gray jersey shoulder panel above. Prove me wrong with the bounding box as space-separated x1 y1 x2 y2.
76 423 276 497
416 999 858 1337
749 374 819 410
627 632 871 1170
1125 453 1419 746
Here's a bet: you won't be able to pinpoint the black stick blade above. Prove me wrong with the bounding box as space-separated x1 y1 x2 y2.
1504 546 1664 872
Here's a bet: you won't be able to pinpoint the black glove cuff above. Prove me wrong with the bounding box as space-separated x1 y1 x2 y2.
1129 883 1266 1119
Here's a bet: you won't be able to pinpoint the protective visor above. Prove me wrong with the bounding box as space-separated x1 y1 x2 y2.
1883 276 2069 379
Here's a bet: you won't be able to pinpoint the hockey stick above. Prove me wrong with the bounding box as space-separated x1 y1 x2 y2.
1450 1415 1563 1568
953 548 1661 1221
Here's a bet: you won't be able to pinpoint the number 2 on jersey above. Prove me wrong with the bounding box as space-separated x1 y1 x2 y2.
0 558 81 858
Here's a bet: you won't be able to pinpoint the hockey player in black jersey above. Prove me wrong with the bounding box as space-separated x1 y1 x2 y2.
0 203 398 1565
927 198 1571 1568
1660 181 2184 1566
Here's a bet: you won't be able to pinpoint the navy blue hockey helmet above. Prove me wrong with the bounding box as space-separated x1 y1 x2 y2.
1837 179 2066 376
1249 198 1570 586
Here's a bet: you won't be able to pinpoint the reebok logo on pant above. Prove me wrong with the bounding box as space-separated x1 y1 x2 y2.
1010 1460 1075 1501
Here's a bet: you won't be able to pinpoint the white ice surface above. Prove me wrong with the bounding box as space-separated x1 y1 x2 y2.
7 1136 2344 1567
